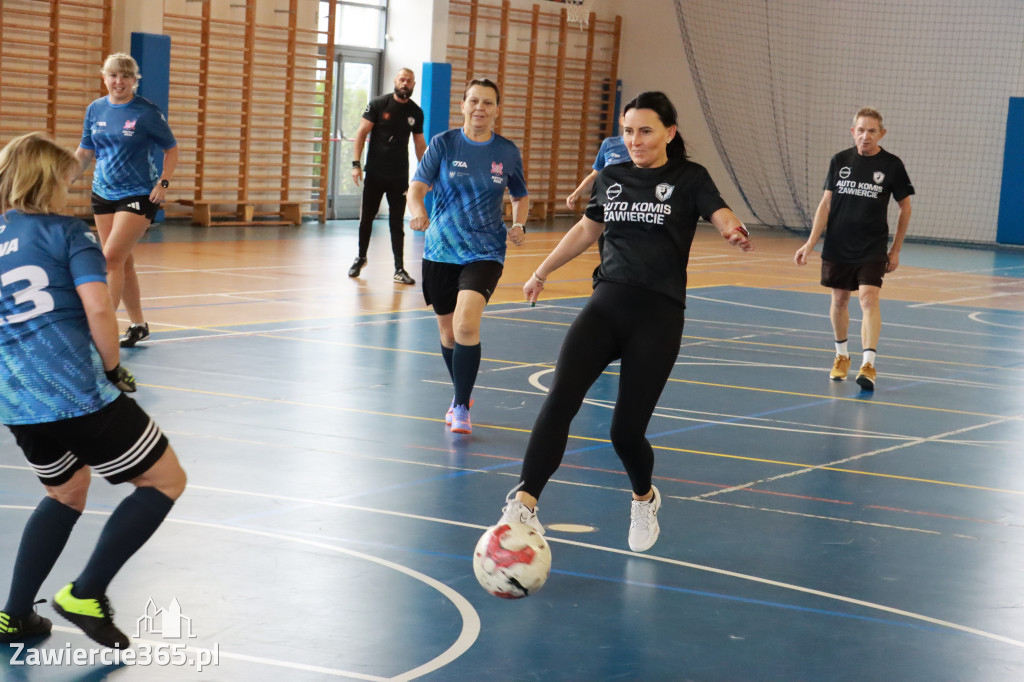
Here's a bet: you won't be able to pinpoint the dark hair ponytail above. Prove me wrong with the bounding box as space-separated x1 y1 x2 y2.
623 91 688 160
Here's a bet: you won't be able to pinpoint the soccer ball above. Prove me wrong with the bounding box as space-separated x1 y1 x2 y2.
473 522 552 599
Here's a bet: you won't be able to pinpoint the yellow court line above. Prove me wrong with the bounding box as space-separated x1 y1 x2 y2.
216 329 1014 420
143 383 1023 496
664 377 1014 419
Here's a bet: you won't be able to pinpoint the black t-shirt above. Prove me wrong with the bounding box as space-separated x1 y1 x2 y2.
585 157 729 307
822 147 914 264
362 93 425 178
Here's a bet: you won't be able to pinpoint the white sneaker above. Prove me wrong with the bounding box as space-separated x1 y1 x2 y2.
628 486 661 552
498 485 545 535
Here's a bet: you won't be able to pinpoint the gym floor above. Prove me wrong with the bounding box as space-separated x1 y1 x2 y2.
2 218 1023 680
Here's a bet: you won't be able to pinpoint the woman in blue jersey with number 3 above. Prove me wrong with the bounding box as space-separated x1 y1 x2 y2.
74 53 178 348
0 133 186 650
408 78 529 436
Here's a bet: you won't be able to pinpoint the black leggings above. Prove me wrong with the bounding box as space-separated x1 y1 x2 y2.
519 281 685 499
357 173 408 265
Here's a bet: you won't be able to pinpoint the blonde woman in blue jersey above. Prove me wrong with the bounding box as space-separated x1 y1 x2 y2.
408 79 529 435
74 53 178 348
0 133 186 649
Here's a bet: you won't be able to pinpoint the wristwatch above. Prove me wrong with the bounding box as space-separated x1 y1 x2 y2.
352 161 361 169
160 179 169 188
511 223 526 233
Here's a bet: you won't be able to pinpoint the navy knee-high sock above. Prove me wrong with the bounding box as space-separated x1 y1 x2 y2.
441 343 455 382
73 487 174 599
4 497 81 615
452 342 481 408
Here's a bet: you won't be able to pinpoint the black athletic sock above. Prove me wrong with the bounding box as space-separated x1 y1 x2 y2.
452 342 481 408
441 343 455 381
3 497 81 615
73 487 175 599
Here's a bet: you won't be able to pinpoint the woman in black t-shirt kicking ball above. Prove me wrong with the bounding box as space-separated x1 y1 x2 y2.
493 91 754 553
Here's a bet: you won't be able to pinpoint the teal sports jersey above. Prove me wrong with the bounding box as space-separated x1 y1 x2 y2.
79 95 177 201
413 129 528 265
0 210 120 425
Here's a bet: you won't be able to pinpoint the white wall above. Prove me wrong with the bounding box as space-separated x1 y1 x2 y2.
611 1 754 224
379 0 752 223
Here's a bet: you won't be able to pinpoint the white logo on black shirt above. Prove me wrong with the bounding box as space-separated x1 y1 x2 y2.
655 183 674 202
408 117 416 126
606 183 622 200
873 172 885 184
839 167 851 179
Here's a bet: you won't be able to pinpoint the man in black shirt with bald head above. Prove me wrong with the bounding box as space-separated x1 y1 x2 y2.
349 68 426 284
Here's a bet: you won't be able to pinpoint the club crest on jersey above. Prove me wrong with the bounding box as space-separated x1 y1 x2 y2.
408 117 416 126
491 162 503 176
873 171 885 184
655 183 675 202
123 120 136 130
383 112 391 120
606 183 622 200
838 166 851 179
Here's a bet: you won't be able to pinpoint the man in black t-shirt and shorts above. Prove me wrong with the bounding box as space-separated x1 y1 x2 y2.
349 68 426 284
795 107 913 390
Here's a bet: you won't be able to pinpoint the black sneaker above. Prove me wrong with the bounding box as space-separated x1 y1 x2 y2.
52 583 129 649
119 323 149 348
348 257 367 277
0 604 52 643
393 268 415 285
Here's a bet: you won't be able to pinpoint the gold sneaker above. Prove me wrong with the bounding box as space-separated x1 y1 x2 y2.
856 362 877 391
830 355 851 381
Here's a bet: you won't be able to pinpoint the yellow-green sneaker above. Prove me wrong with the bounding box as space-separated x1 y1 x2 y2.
52 583 129 649
0 606 51 642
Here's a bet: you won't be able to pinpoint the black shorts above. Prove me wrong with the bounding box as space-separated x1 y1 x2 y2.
422 259 504 316
91 192 159 222
7 394 169 486
821 258 887 291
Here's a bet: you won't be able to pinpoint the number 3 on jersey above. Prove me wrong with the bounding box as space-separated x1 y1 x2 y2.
1 265 55 325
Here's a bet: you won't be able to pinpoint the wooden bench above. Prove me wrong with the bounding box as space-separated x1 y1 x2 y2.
503 198 548 222
178 200 304 227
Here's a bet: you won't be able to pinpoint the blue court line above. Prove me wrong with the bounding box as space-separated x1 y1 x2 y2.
268 533 961 640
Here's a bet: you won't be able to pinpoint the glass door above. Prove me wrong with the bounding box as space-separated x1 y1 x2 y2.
328 51 378 219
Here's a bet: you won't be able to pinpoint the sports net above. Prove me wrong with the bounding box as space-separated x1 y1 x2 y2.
673 0 1024 245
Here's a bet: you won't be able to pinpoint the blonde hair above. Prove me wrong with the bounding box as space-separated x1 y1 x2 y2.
102 53 141 92
853 107 883 128
0 133 78 214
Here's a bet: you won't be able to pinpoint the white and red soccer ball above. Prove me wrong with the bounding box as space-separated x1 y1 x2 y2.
473 522 552 599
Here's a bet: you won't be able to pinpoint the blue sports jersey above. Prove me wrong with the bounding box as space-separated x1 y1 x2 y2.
0 210 120 425
592 136 629 171
80 95 177 200
413 129 528 265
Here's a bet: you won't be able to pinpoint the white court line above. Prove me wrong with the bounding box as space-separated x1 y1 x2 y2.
687 294 1022 339
966 311 1024 330
0 505 479 682
908 290 1024 308
7 481 1020 652
696 416 1018 501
